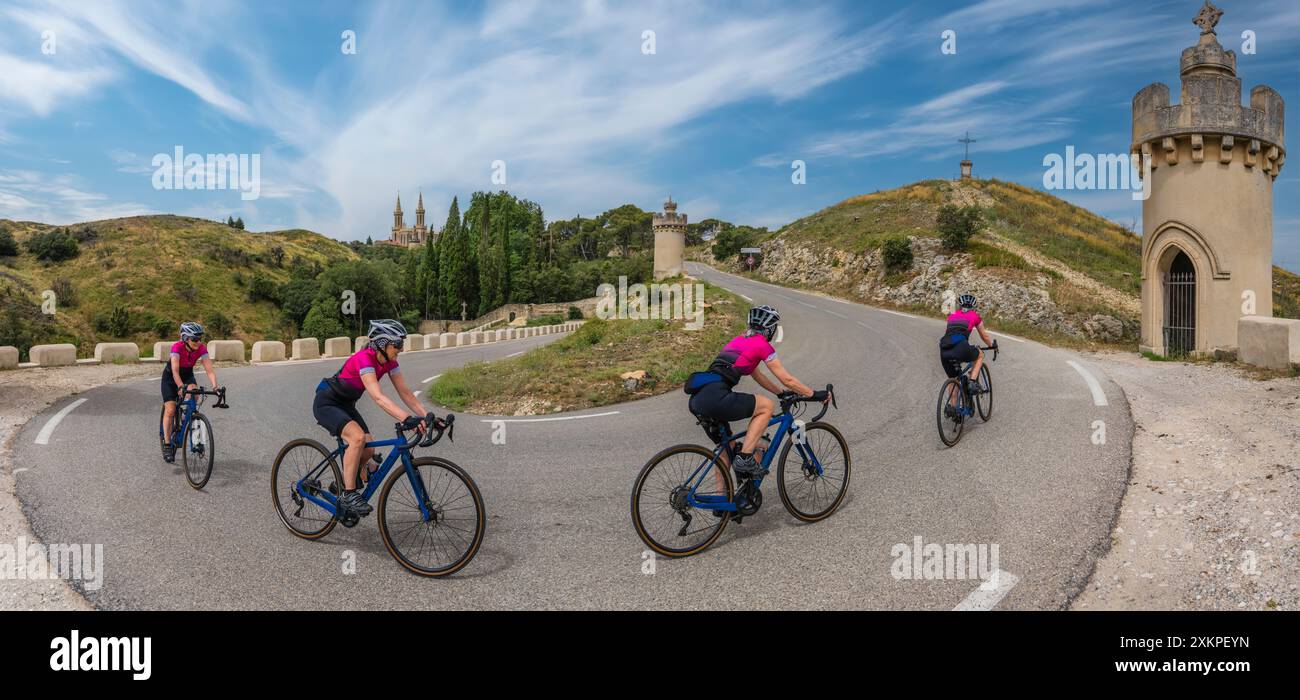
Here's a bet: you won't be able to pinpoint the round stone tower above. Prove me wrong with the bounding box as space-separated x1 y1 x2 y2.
653 196 687 280
1133 1 1285 357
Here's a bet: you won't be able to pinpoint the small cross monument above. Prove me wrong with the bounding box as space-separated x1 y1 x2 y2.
958 131 977 181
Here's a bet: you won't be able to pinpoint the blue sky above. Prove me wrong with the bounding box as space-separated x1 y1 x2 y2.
2 0 1298 270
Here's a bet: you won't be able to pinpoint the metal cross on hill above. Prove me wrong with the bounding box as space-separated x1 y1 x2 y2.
958 131 977 160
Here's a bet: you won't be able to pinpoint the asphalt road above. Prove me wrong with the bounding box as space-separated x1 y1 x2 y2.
14 264 1131 609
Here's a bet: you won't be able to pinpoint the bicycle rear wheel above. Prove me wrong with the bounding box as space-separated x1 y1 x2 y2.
975 364 993 421
777 422 850 522
378 457 485 577
937 378 965 447
182 412 214 490
630 444 733 557
271 438 341 539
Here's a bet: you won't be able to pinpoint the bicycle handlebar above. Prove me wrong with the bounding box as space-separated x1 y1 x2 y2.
180 385 229 409
777 383 836 422
394 412 455 451
983 342 1000 362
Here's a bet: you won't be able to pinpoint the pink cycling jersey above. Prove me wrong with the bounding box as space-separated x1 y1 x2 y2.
170 341 208 369
335 347 400 392
714 333 777 377
946 309 983 333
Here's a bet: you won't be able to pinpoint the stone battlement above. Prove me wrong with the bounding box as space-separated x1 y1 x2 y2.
652 211 687 228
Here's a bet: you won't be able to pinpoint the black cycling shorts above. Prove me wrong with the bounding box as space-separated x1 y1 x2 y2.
688 381 756 424
940 342 980 378
161 367 197 402
313 386 370 438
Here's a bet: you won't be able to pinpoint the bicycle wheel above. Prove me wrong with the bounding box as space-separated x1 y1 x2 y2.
937 378 965 447
378 457 485 577
777 422 851 522
182 412 214 490
630 444 733 558
975 365 993 422
271 438 341 539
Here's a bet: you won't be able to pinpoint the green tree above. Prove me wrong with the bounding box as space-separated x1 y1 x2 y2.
937 205 982 251
881 236 914 271
301 301 348 340
0 228 18 257
25 229 79 262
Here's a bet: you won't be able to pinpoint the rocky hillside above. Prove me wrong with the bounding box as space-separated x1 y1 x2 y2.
697 179 1299 347
0 215 356 354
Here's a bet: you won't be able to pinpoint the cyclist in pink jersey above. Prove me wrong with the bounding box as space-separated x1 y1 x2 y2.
939 294 995 384
312 319 427 518
161 322 219 462
685 305 828 479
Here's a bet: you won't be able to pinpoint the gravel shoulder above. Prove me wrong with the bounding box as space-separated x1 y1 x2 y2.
1072 352 1298 610
1 363 158 610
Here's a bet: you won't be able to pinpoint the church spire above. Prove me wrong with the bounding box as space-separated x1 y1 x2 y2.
415 189 426 233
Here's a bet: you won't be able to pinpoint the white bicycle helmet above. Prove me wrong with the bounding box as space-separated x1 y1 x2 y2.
958 294 977 311
180 322 205 341
747 305 780 341
367 319 408 351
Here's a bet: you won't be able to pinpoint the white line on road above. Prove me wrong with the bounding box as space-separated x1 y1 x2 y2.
413 390 422 397
1066 360 1109 407
825 310 847 319
992 331 1026 343
506 351 524 358
738 294 753 302
35 398 87 445
774 326 784 343
953 570 1020 611
879 309 920 320
13 468 28 474
480 410 620 424
421 374 442 384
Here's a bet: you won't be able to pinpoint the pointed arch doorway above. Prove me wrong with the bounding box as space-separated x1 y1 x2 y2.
1162 250 1196 357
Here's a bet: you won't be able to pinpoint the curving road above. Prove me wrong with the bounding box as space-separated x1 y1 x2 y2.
14 262 1131 610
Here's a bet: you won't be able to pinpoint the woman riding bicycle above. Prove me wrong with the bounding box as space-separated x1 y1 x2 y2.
313 319 428 518
161 321 219 463
939 293 997 391
685 305 828 479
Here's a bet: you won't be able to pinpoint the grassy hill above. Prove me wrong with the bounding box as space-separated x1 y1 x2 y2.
0 215 356 355
713 178 1299 347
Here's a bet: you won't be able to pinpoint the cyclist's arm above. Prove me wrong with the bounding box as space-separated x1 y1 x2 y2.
200 356 217 388
764 357 814 397
360 372 413 423
749 366 783 395
387 371 426 420
170 354 185 388
976 322 992 346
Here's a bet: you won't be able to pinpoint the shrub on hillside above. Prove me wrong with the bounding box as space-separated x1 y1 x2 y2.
92 305 133 337
50 278 78 308
0 228 18 257
301 302 347 340
567 306 583 320
881 236 913 271
205 312 234 338
936 205 982 251
247 273 280 304
25 229 80 262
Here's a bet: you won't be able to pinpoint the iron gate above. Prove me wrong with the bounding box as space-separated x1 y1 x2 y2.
1162 254 1196 357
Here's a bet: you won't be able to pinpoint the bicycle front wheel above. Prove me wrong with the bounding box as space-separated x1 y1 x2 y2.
975 364 993 422
777 421 850 522
937 378 965 447
630 444 733 558
182 412 214 490
271 438 340 539
378 457 485 577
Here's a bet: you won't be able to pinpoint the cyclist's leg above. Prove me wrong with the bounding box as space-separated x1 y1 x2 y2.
968 346 984 382
339 420 367 490
162 401 177 442
740 394 773 455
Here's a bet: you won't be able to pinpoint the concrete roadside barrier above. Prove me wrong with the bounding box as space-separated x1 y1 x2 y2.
424 333 440 349
323 337 350 358
1238 316 1300 369
93 342 139 363
354 337 367 352
440 333 456 348
0 346 18 370
292 338 321 360
252 341 286 363
152 341 171 362
496 329 508 341
456 332 470 346
209 340 246 362
29 344 77 367
406 335 425 351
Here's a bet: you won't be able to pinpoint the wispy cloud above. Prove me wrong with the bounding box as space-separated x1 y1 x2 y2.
0 169 152 223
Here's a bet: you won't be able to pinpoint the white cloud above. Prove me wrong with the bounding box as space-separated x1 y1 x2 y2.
0 169 153 223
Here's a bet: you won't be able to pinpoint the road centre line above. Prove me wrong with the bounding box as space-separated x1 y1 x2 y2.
35 399 87 445
953 570 1020 611
1066 360 1109 407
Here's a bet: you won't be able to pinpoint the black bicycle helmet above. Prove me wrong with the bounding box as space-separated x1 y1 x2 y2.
957 294 977 311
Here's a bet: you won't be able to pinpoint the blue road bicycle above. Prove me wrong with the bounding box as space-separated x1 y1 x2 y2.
631 384 849 557
158 385 228 490
270 412 485 577
936 343 998 447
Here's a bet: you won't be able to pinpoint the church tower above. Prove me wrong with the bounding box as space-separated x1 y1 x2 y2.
392 193 405 242
415 191 427 241
1132 1 1285 357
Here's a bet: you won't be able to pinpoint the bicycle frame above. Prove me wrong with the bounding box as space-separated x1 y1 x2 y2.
682 409 825 513
162 393 200 449
294 436 435 522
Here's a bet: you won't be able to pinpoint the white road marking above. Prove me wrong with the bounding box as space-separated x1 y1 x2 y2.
992 331 1026 343
421 374 442 384
953 570 1020 611
738 294 753 302
35 398 87 445
879 309 920 320
798 301 817 309
480 410 621 423
13 468 28 474
774 326 784 343
506 351 525 358
1067 360 1109 407
413 390 422 397
825 310 847 319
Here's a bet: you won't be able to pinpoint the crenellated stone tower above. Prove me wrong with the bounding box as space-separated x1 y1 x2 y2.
1132 1 1285 357
653 196 687 280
